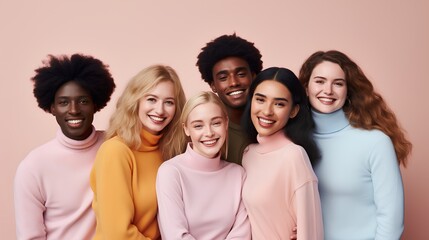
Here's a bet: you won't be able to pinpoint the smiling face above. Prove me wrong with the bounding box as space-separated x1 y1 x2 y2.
307 61 348 113
251 80 299 137
183 102 228 158
138 80 176 135
50 81 95 140
210 57 254 110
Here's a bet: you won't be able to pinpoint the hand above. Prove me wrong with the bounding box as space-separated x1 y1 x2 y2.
290 226 297 240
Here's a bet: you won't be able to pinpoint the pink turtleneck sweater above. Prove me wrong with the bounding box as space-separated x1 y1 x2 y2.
14 127 104 240
156 143 251 240
242 131 323 240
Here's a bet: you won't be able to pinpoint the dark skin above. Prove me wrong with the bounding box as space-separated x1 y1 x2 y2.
50 81 96 140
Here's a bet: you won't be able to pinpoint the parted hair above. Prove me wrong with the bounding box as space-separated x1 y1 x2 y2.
196 33 263 85
32 53 115 113
299 50 412 166
106 65 187 160
180 91 229 160
241 67 320 165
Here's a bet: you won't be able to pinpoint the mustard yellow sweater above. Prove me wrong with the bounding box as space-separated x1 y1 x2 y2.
90 129 163 240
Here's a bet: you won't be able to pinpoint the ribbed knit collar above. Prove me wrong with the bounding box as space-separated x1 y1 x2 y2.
312 109 350 134
182 143 223 172
255 130 292 154
56 126 99 150
138 128 162 152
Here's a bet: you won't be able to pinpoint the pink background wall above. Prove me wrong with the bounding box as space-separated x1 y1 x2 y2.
1 1 427 239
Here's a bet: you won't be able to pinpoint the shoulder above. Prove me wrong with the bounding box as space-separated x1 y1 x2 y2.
98 136 131 153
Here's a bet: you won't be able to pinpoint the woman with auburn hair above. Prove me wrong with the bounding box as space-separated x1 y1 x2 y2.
299 50 412 239
90 65 187 239
156 91 251 239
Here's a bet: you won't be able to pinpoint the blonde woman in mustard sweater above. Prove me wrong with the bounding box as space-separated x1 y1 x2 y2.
90 65 186 240
241 67 323 240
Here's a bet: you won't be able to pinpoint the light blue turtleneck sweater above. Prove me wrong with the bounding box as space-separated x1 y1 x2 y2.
312 109 404 240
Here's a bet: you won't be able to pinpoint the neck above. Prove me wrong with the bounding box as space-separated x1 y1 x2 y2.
227 107 244 124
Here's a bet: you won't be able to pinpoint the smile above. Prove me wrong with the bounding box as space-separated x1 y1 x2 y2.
258 117 274 124
201 139 218 146
227 90 244 97
149 115 166 123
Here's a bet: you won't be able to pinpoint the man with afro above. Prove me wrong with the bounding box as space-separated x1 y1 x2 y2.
196 33 263 165
14 53 115 240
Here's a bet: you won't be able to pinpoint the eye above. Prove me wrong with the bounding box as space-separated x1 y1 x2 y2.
147 97 156 103
165 100 175 106
237 71 247 78
213 121 222 126
79 97 90 104
254 97 265 103
57 100 69 106
217 75 227 81
275 102 286 107
334 81 345 87
193 124 203 129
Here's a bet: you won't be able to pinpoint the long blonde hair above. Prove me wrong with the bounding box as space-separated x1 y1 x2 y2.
106 64 187 160
180 91 229 159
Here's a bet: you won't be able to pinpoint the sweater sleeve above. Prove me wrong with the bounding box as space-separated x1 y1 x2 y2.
156 163 196 240
225 170 251 240
294 181 324 240
91 141 151 240
370 134 404 240
14 159 47 240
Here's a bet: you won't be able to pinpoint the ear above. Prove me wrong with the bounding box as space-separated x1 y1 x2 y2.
210 82 217 93
290 104 300 119
183 122 190 137
50 104 56 116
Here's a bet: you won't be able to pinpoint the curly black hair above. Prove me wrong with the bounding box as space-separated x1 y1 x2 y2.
196 33 263 85
32 53 116 113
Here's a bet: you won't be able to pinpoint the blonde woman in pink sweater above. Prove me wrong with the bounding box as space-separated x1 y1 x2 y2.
241 67 323 240
156 91 251 240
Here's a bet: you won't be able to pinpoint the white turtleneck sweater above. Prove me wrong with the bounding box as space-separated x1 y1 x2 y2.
156 143 250 240
14 127 104 240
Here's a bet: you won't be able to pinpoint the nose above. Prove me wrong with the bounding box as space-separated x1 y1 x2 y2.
205 125 214 137
154 101 165 115
228 75 240 87
262 103 273 116
69 101 80 114
323 83 333 95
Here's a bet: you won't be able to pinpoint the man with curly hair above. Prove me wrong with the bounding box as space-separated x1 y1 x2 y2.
14 54 115 240
196 33 263 165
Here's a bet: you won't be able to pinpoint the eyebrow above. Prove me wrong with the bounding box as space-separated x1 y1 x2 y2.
254 93 288 102
145 94 175 100
215 66 249 76
189 116 223 125
313 76 346 81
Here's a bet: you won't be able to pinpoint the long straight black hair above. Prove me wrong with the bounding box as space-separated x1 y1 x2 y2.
241 67 320 165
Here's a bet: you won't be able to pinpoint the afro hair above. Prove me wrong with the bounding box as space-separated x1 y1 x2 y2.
196 33 263 85
32 53 116 113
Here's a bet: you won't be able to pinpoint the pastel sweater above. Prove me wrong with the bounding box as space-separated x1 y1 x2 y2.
242 131 323 240
90 129 163 240
312 109 404 240
156 143 251 240
14 127 103 240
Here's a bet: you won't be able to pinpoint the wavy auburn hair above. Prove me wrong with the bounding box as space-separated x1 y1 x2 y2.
299 50 412 166
106 65 186 160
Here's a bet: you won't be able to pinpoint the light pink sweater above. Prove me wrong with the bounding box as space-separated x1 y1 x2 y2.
14 128 103 240
156 144 251 240
242 131 324 240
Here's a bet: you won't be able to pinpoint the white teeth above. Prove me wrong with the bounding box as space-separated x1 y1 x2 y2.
319 97 334 102
259 118 274 124
150 116 164 122
228 90 243 96
203 139 217 145
67 119 82 124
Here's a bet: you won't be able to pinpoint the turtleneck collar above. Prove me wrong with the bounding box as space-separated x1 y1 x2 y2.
255 130 292 154
138 128 162 152
312 108 350 134
182 143 223 172
57 126 99 150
